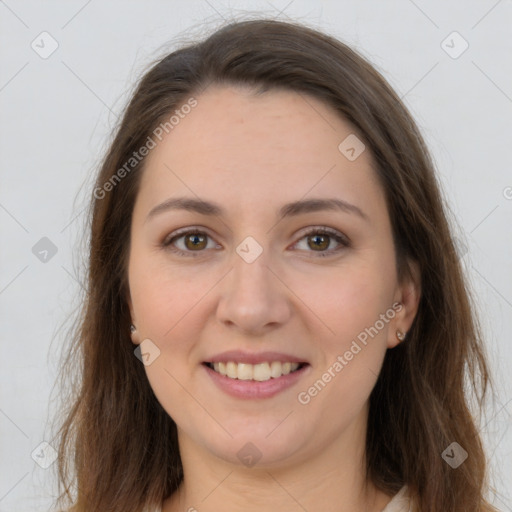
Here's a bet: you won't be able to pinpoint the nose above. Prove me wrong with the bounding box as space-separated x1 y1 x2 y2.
215 247 292 336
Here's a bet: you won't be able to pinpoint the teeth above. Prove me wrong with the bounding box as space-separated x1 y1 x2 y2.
226 361 238 379
253 362 271 381
237 363 253 380
210 361 301 381
270 361 282 378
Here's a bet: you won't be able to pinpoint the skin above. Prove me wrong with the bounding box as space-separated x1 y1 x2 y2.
127 85 421 512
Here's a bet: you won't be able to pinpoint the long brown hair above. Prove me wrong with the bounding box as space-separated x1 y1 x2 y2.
53 17 499 512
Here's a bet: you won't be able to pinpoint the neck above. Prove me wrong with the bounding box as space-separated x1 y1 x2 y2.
162 409 393 512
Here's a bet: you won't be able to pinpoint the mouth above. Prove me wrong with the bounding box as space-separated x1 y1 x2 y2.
202 350 311 399
203 361 308 381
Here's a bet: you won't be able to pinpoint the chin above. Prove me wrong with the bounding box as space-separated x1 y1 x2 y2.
198 421 311 469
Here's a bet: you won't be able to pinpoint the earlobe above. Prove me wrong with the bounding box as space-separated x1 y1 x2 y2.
388 259 421 348
126 291 140 344
401 259 421 331
130 323 140 345
396 329 406 342
387 311 408 349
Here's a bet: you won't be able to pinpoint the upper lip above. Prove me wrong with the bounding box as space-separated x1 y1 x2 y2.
205 350 308 365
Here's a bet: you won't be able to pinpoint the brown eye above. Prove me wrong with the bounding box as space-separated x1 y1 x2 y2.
184 232 208 250
293 227 349 258
307 233 330 251
163 229 219 257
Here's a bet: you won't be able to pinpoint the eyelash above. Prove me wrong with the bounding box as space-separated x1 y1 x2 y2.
162 226 350 258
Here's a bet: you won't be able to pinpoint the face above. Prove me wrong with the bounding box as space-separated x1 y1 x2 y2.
127 85 419 469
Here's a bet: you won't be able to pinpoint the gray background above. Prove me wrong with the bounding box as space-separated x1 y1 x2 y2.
0 1 511 510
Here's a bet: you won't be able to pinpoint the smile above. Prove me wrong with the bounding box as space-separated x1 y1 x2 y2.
203 360 310 399
205 361 304 381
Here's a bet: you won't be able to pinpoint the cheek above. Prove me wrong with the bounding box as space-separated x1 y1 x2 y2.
128 249 206 339
292 259 393 401
129 255 210 424
128 252 213 407
296 259 394 343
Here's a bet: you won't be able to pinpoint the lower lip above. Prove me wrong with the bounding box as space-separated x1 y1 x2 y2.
203 363 310 399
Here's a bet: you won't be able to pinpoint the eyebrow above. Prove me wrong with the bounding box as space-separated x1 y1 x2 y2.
146 196 369 222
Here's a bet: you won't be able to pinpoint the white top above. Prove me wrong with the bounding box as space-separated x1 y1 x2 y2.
381 485 411 511
151 485 411 512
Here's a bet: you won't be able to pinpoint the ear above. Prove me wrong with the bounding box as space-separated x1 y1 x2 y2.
387 259 421 349
126 290 141 345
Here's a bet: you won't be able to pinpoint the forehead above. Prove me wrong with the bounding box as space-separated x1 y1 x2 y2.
137 85 384 222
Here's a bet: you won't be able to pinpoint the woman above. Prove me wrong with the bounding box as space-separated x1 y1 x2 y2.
54 18 499 512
